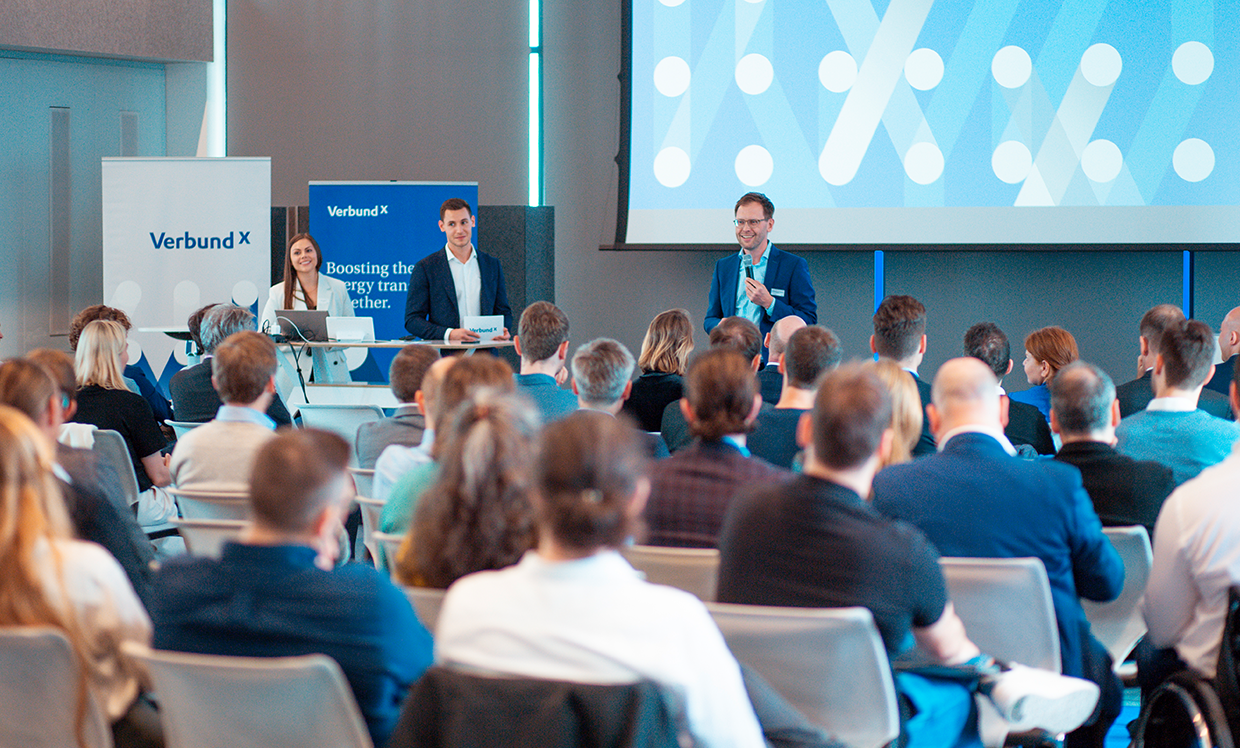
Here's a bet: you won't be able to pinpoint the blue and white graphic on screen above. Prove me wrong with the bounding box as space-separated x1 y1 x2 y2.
627 0 1237 245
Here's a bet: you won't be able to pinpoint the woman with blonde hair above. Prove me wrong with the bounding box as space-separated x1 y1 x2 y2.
622 308 695 431
867 358 924 468
70 320 178 538
1010 326 1080 422
0 405 155 747
394 390 540 588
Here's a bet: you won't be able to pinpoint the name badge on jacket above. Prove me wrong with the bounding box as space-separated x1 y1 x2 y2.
771 289 786 298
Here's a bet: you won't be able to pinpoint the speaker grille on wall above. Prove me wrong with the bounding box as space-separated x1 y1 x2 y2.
119 111 139 157
49 107 71 335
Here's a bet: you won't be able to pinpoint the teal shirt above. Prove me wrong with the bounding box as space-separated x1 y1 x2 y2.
1115 409 1240 485
376 462 439 568
735 249 772 325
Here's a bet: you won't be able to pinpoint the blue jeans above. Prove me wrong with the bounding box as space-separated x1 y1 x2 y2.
896 672 981 748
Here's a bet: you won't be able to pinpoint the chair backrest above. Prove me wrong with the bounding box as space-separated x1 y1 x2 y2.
167 487 251 521
706 603 899 748
297 405 385 460
91 429 139 509
1082 525 1153 664
939 557 1061 672
171 518 247 557
348 467 376 499
166 420 204 439
355 496 386 568
619 545 719 600
374 531 404 572
0 628 113 748
123 643 373 748
402 586 447 634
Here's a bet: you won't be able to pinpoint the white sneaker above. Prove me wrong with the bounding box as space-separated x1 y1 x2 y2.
982 664 1100 734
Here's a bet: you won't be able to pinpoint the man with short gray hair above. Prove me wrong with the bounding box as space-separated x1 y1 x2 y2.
1051 362 1175 537
170 304 293 425
571 338 668 458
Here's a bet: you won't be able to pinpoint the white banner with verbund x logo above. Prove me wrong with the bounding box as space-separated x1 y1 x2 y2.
102 157 271 395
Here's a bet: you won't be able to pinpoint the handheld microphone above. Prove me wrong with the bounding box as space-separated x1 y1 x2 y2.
742 253 754 280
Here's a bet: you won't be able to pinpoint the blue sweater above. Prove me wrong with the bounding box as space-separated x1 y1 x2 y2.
1116 408 1240 485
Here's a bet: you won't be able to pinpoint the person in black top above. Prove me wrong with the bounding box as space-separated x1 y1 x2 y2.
623 308 694 432
963 322 1055 455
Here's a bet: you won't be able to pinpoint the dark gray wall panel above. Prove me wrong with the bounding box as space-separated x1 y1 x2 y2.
1193 252 1240 334
0 0 211 62
882 251 1184 389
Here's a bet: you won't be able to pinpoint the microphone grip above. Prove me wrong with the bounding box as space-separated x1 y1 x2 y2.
744 266 754 280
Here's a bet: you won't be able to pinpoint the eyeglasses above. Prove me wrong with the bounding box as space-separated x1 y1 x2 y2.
733 218 768 228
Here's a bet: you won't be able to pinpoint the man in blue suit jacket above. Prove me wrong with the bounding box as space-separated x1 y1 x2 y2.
404 198 513 341
704 193 816 344
872 357 1124 748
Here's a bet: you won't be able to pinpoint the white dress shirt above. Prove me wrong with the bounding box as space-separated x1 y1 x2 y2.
437 550 765 748
444 245 482 340
372 429 435 503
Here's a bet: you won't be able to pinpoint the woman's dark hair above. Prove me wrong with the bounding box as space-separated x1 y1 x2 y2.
282 233 324 310
398 391 539 588
535 410 648 553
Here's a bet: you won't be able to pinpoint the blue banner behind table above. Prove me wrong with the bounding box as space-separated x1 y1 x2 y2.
309 181 478 382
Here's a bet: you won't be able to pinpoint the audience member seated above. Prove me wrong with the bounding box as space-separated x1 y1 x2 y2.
183 302 218 358
749 325 841 469
872 358 1124 748
393 391 538 587
513 301 577 424
1115 304 1231 419
572 338 669 458
1008 326 1078 423
757 315 804 407
70 320 179 538
1116 319 1240 485
169 331 281 492
1051 362 1175 537
373 356 456 504
68 304 172 424
355 344 439 470
644 349 787 548
867 358 924 468
0 405 158 748
150 429 432 748
661 317 766 453
378 356 513 531
168 305 293 426
871 295 935 456
1140 357 1240 700
435 410 770 748
719 365 1100 747
622 308 695 432
1205 305 1240 399
0 358 154 606
963 322 1055 455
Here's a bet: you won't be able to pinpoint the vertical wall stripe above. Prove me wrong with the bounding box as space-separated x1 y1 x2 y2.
49 107 71 335
874 249 885 312
1183 250 1193 318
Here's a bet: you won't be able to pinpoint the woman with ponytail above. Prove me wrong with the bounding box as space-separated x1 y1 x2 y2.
0 405 156 747
433 410 768 748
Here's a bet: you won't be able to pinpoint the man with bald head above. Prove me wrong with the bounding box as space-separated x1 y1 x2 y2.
758 315 806 405
873 358 1124 748
1205 305 1240 398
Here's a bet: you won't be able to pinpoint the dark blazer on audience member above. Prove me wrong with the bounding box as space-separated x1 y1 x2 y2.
660 397 774 454
644 439 788 548
621 371 684 433
757 366 783 407
1005 398 1055 455
747 408 808 470
169 361 293 426
403 248 513 340
1205 354 1237 397
911 372 936 457
1054 440 1175 539
355 405 426 470
1115 369 1233 420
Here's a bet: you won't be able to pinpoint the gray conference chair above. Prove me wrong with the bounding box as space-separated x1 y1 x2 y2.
166 420 204 439
347 466 376 499
620 544 719 601
0 628 113 748
91 429 140 510
402 586 447 635
297 404 384 464
167 487 250 521
939 557 1061 673
355 496 386 569
1082 525 1154 665
707 603 899 748
171 517 247 557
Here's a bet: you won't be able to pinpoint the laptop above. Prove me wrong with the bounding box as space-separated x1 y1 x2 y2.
276 309 329 341
326 316 375 342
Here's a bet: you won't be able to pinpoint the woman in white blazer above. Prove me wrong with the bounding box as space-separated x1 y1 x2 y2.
260 233 355 383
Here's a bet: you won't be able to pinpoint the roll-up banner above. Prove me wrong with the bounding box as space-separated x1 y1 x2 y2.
308 181 479 382
101 157 271 396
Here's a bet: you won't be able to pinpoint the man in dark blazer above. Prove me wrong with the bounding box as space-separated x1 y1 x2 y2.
1116 303 1232 419
872 358 1125 748
1204 305 1240 398
872 295 936 456
963 322 1055 455
704 192 816 348
1050 362 1174 538
757 315 804 406
404 198 514 342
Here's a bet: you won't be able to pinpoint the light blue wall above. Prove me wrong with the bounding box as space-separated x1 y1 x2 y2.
0 52 167 357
